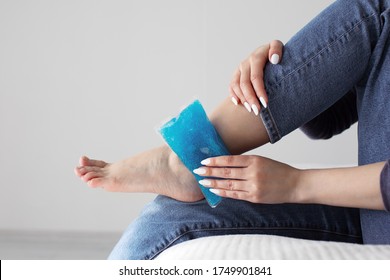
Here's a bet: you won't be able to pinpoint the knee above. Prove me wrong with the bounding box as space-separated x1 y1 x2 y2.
108 196 201 259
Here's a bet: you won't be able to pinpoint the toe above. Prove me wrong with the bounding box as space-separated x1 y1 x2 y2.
76 166 102 177
87 177 104 188
79 156 89 166
74 166 86 177
75 166 87 176
88 158 107 168
82 171 101 182
80 156 107 168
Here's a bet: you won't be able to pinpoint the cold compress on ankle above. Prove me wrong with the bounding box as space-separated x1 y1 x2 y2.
159 100 230 208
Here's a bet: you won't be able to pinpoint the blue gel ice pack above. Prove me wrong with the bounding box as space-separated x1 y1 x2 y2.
159 100 230 208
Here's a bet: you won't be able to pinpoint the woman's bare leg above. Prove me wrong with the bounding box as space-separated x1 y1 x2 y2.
74 97 269 202
209 97 269 154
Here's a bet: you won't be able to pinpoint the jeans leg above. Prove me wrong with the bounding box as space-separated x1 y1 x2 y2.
355 3 390 244
108 196 361 260
261 0 387 143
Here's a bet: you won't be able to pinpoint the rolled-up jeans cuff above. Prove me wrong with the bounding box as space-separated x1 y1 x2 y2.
260 107 282 144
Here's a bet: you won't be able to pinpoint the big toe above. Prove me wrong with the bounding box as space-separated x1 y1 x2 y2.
79 156 90 166
79 156 107 167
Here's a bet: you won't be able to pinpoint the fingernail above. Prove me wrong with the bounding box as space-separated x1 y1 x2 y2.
270 54 280 65
251 104 259 116
259 97 268 109
244 102 252 112
209 189 221 195
193 168 206 175
231 96 238 106
201 158 210 165
199 179 211 186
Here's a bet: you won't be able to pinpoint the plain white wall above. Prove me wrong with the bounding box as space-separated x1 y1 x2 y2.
0 0 354 233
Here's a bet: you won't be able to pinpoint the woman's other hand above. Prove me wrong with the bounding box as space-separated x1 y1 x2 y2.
194 155 299 204
229 40 283 116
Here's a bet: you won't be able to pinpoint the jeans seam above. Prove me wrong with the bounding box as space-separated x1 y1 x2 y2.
260 107 281 143
148 226 361 259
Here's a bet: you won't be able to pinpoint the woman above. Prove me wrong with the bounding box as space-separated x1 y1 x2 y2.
75 0 390 259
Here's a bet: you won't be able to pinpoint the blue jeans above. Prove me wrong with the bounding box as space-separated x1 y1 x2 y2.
109 197 361 259
109 0 390 259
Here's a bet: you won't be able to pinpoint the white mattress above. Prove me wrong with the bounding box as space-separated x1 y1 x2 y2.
156 234 390 260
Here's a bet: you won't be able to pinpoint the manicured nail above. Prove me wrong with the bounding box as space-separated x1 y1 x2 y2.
231 96 238 106
201 158 210 165
244 102 251 112
259 97 267 109
209 189 221 195
270 54 280 65
251 104 259 116
193 168 206 175
199 179 211 186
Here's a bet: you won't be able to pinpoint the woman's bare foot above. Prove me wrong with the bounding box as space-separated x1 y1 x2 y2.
74 146 204 202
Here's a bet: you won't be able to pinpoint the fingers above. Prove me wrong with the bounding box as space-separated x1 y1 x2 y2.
199 178 255 202
193 166 246 180
196 156 250 191
269 40 283 65
200 178 262 203
250 46 269 108
239 61 261 115
193 155 254 180
210 188 248 201
229 69 245 107
230 68 259 115
195 155 263 203
230 59 262 115
229 40 284 113
199 178 244 191
200 155 250 167
198 177 249 200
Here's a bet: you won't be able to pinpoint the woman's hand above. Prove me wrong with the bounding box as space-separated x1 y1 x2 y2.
229 40 283 116
193 155 299 204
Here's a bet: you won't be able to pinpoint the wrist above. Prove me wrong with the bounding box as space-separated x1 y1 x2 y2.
291 168 315 204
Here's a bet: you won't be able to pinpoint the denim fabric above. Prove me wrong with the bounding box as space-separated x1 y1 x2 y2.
108 196 361 259
300 90 358 140
260 0 390 244
109 0 390 259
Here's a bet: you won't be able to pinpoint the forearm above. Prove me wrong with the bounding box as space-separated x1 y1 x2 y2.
295 162 386 210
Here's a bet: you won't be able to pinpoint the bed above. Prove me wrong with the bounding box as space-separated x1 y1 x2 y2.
156 234 390 259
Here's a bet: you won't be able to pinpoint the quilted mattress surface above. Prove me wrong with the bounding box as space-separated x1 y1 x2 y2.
156 234 390 260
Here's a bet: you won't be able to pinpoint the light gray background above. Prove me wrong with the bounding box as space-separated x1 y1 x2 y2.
0 0 353 234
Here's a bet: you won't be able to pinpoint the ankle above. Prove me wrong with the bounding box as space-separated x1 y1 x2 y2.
166 146 196 186
167 146 183 175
